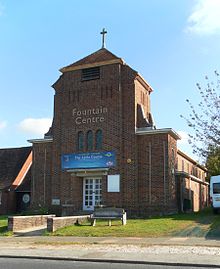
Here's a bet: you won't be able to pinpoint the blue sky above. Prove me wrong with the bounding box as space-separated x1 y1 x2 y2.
0 0 220 160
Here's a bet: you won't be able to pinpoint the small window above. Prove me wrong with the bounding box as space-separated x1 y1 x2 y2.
77 131 84 151
171 148 175 160
86 130 93 150
95 129 103 150
82 67 100 81
213 183 220 194
187 163 190 174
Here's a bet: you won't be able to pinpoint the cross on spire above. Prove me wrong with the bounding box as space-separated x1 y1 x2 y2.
100 28 107 48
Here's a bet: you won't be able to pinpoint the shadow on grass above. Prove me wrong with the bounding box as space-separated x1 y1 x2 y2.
0 215 8 236
0 226 7 233
167 207 220 239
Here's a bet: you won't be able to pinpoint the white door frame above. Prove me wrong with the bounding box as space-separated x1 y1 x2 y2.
83 177 102 211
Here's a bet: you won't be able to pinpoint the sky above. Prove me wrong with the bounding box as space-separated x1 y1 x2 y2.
0 0 220 160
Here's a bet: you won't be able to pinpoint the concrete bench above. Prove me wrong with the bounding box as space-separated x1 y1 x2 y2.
90 207 127 226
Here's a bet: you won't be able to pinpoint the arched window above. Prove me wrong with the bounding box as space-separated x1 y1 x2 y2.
86 130 93 151
77 131 84 151
95 129 103 150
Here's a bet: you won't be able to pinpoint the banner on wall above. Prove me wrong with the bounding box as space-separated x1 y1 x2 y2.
61 151 116 170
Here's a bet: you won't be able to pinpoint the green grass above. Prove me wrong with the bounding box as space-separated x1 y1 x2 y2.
49 208 220 237
0 215 11 236
48 218 192 237
1 208 220 238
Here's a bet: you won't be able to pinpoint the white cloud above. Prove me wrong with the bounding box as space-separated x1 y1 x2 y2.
186 0 220 35
177 130 189 145
0 121 7 131
18 118 52 136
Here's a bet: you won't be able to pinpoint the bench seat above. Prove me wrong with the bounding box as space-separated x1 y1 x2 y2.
90 207 127 226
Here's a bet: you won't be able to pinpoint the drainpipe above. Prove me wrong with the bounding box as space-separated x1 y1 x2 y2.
43 148 47 205
180 177 184 212
149 142 152 205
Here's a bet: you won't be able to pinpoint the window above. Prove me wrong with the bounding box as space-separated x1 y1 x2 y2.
77 131 84 151
182 160 184 171
213 183 220 194
171 148 175 175
86 130 93 150
141 91 145 104
82 67 100 81
171 148 175 161
95 129 103 150
195 168 198 177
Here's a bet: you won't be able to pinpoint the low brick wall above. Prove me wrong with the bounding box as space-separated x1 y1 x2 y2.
8 215 56 232
47 215 90 232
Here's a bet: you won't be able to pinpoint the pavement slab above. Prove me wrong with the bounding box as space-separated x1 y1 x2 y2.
0 236 220 266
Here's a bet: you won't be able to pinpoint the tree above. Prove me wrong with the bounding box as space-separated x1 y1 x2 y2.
206 146 220 177
181 70 220 159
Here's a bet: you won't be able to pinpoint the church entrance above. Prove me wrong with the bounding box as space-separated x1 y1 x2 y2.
83 178 102 211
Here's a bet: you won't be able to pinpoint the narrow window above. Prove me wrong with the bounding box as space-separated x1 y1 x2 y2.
77 131 84 151
95 129 103 150
213 183 220 194
171 148 175 175
187 163 190 174
87 130 93 151
182 160 184 171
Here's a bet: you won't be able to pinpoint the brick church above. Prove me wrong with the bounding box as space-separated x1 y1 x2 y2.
25 34 209 217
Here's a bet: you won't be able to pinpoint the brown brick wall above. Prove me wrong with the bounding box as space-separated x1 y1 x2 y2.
47 215 90 232
177 154 206 180
51 63 142 215
176 152 208 212
8 214 55 232
137 133 178 216
134 79 151 128
31 142 52 209
0 191 16 215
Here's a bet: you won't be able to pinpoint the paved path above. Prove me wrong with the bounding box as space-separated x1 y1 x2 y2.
1 236 220 266
172 215 220 238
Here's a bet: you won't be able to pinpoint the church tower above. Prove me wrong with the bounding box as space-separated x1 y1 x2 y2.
29 31 180 216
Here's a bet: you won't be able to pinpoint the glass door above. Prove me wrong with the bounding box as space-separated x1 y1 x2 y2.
83 178 102 210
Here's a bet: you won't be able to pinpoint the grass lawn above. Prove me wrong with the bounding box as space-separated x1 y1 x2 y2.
0 215 10 236
49 208 220 237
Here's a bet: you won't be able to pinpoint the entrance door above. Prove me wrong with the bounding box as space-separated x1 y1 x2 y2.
83 178 102 211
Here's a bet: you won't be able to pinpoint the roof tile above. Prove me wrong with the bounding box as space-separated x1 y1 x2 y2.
60 48 123 72
0 147 32 190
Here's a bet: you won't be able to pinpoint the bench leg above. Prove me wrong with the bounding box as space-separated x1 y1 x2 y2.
108 220 112 226
122 213 127 225
91 219 96 226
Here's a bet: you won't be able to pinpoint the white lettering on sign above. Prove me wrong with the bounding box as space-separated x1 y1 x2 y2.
72 107 107 125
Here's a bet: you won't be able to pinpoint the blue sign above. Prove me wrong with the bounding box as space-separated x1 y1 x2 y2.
61 151 116 170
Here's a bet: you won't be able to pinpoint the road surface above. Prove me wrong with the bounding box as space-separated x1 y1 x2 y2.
0 258 216 269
